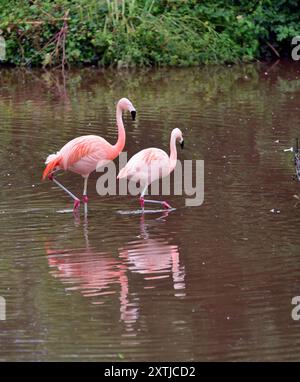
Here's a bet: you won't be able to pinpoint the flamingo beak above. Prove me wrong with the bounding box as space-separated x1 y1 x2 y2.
180 139 184 149
131 110 136 121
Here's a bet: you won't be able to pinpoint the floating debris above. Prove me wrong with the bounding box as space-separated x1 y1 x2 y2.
270 208 280 214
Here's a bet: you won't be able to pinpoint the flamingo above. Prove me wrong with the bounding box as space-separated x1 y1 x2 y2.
42 98 136 211
117 128 184 211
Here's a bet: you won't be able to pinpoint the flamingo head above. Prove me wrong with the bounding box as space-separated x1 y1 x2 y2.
118 98 136 121
173 128 184 149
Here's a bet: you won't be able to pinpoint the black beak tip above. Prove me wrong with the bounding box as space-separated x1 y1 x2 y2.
131 110 136 121
180 140 184 149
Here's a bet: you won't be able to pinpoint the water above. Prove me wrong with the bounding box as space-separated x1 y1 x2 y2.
1 62 300 361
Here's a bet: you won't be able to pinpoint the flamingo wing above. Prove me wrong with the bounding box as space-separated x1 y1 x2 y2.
61 135 112 169
42 136 114 179
118 148 169 183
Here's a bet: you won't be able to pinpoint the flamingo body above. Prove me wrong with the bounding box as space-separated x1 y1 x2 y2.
44 135 116 178
118 147 170 185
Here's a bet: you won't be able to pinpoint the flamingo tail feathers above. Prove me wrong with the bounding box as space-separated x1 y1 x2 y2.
117 167 128 179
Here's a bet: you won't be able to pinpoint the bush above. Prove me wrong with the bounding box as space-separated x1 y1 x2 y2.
0 0 299 67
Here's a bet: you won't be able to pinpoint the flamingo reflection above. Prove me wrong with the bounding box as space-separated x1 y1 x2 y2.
119 214 185 296
45 221 137 326
45 213 185 328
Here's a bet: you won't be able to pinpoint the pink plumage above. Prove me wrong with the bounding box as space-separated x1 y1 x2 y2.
44 135 115 178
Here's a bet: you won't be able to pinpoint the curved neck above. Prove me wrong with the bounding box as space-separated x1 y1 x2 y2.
112 104 126 157
169 133 177 171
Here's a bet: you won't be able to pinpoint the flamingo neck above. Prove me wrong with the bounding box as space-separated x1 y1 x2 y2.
112 104 126 158
169 133 178 171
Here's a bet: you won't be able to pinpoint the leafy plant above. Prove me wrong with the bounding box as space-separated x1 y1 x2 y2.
0 0 299 67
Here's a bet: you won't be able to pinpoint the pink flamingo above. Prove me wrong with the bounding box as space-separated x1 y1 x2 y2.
42 98 136 211
117 128 184 211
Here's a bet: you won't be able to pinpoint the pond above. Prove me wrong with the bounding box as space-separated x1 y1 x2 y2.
1 61 300 361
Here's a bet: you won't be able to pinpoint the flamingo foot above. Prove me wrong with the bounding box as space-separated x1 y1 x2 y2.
48 173 54 181
83 195 89 204
139 197 145 209
162 201 172 210
73 199 80 211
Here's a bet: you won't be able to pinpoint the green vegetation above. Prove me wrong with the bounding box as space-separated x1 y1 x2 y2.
0 0 300 67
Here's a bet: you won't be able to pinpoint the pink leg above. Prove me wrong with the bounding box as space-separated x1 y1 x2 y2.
82 177 89 205
48 172 80 212
162 201 172 209
73 199 80 211
139 197 145 212
139 197 172 210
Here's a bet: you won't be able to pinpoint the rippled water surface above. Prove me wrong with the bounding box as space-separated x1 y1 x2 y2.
1 62 300 361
